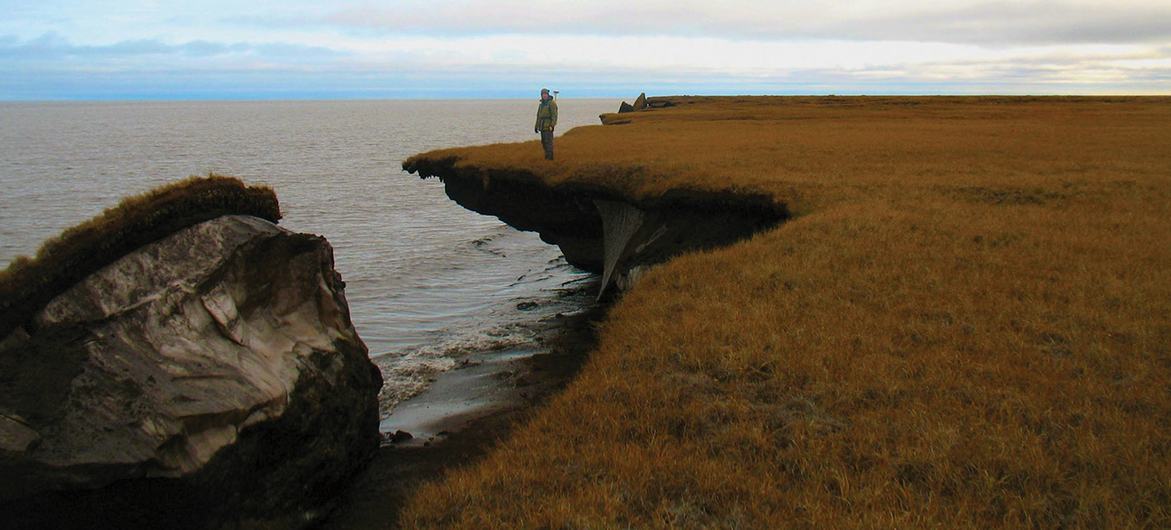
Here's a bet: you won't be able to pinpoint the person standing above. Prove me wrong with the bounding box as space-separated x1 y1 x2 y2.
534 88 558 160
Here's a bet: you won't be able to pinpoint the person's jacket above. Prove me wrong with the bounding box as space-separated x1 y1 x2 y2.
535 98 558 132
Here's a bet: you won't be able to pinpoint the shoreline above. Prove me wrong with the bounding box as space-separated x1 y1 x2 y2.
320 290 606 528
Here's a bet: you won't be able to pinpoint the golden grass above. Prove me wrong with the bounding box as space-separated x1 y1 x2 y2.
402 96 1171 528
0 175 280 338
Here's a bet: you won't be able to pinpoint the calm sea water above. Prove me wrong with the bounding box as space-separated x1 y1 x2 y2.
0 99 616 408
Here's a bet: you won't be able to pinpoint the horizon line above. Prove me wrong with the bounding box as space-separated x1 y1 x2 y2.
4 92 1170 104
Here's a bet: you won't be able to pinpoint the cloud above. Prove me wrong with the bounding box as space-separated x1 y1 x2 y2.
3 1 1170 99
5 35 1166 99
297 0 1171 46
0 32 344 61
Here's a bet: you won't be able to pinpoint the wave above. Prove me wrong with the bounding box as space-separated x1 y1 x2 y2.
373 327 538 416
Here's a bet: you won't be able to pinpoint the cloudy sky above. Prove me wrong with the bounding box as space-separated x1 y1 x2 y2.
2 0 1169 99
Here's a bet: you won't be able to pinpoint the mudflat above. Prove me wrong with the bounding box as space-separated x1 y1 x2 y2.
394 96 1171 528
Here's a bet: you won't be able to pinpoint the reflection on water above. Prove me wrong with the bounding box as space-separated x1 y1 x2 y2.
0 98 616 409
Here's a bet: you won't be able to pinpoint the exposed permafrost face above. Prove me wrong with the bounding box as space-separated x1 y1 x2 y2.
594 200 645 299
24 216 342 476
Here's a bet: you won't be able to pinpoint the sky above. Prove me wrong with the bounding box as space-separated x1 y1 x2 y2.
1 0 1169 100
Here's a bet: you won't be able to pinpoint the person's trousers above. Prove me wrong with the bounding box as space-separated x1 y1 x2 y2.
540 130 554 160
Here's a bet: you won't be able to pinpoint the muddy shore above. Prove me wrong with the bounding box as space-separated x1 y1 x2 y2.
318 290 605 529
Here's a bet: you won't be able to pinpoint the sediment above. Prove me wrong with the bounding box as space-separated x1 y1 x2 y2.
322 299 606 529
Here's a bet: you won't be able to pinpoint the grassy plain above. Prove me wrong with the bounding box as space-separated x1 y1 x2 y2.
403 96 1171 528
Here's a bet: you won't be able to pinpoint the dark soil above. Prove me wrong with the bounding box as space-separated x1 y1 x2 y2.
316 304 604 529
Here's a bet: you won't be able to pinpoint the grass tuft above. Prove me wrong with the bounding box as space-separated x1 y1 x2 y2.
0 174 280 337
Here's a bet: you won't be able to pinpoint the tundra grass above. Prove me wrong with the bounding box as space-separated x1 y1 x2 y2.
0 175 280 338
400 96 1171 528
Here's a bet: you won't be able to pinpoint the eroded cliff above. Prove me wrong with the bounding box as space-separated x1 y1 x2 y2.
403 156 788 296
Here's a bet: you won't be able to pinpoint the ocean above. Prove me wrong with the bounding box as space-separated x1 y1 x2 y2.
0 98 616 410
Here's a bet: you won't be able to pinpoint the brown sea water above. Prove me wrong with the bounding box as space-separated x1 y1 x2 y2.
0 98 615 411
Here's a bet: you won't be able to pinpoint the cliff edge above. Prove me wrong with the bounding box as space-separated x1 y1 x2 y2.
403 154 787 296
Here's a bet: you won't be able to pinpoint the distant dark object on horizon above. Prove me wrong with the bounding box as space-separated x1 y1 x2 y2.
608 92 674 124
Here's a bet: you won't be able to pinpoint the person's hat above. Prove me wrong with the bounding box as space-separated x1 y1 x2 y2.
541 88 550 94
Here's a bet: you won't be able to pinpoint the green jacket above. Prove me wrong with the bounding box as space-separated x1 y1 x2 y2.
535 98 558 132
